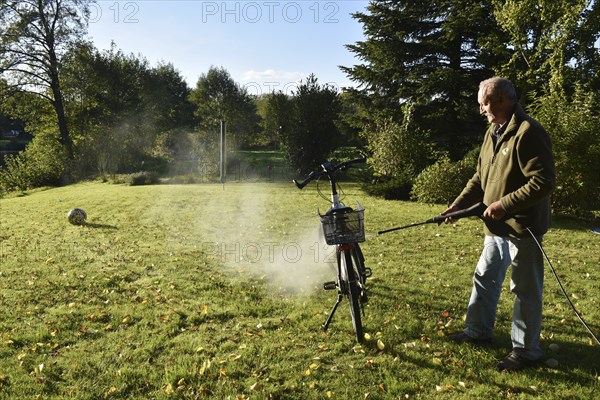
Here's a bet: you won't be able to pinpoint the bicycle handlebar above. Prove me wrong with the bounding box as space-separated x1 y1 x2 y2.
293 174 313 190
293 154 367 189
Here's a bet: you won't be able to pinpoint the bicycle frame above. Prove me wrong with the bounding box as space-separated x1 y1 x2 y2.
322 162 345 210
294 155 370 342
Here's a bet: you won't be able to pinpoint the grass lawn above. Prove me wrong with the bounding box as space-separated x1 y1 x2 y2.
0 180 599 399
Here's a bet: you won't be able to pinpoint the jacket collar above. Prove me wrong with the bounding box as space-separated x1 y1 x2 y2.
491 103 523 141
501 103 525 136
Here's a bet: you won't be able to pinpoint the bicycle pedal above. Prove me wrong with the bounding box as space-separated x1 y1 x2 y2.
323 281 337 291
364 268 372 278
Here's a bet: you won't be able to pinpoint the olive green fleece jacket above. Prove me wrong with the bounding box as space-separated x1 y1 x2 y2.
453 103 556 238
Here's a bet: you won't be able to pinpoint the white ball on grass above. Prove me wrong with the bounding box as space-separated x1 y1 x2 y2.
67 208 87 225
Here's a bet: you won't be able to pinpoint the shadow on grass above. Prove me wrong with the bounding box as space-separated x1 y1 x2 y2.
552 214 600 233
84 222 118 230
489 336 600 395
372 278 600 382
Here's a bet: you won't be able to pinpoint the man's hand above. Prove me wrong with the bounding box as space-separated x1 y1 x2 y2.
483 200 506 221
442 204 459 224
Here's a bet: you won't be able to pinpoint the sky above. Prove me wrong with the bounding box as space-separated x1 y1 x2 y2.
86 1 370 95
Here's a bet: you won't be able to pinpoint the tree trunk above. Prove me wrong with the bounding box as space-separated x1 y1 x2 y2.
51 78 74 160
40 0 74 161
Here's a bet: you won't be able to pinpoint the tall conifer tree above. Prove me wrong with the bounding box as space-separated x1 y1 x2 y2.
342 0 506 158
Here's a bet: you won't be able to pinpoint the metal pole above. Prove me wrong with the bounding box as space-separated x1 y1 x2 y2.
220 120 226 186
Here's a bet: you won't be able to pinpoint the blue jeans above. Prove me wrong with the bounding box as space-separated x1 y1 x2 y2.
464 235 544 360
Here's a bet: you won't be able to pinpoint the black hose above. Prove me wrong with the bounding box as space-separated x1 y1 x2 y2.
526 227 600 346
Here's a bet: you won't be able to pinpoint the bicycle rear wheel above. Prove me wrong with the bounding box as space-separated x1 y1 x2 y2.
351 244 368 302
340 248 364 343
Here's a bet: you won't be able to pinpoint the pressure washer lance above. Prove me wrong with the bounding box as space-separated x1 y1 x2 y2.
377 202 487 234
378 202 600 346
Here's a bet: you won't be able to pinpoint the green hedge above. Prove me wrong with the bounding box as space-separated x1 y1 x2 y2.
127 171 160 186
0 131 65 193
411 149 478 204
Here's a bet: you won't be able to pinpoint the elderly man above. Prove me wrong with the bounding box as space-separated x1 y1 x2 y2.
444 77 556 371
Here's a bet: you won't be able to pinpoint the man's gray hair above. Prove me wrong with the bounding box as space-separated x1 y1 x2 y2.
480 77 517 103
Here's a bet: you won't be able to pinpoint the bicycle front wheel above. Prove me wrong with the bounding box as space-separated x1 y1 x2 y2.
340 248 364 343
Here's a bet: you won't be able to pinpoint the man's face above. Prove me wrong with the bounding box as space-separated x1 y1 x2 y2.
478 88 509 125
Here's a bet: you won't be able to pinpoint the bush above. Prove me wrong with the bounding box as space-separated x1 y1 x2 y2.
361 173 413 200
411 148 478 204
128 171 160 186
365 109 431 180
0 131 66 193
529 88 600 214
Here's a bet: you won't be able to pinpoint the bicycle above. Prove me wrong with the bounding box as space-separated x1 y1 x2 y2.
293 154 371 343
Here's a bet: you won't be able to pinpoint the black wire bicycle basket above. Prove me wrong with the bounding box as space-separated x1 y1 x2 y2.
320 204 365 245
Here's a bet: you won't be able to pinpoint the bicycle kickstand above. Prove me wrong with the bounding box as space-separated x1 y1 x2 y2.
322 293 343 331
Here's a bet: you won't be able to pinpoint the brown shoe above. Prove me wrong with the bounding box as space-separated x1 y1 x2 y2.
446 332 492 345
497 351 540 372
